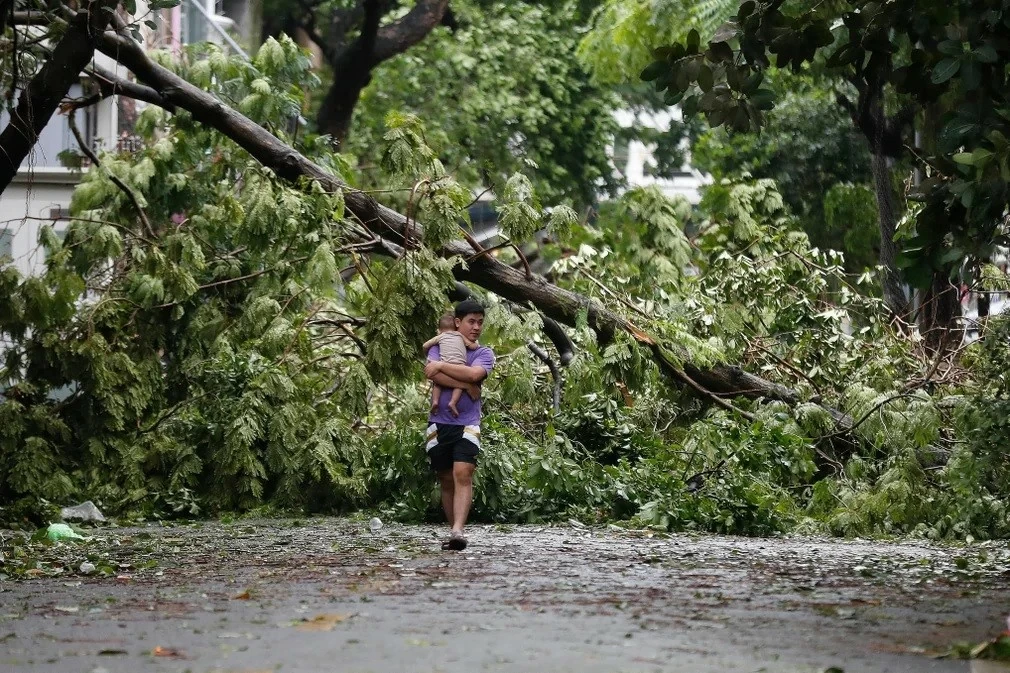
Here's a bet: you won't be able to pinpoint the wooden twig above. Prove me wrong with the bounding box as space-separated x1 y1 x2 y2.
527 341 561 411
511 242 533 280
67 109 157 239
577 267 650 319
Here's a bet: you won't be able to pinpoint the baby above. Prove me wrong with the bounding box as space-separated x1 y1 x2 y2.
422 312 478 417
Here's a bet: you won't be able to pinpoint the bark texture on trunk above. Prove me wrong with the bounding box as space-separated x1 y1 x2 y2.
838 81 913 321
314 0 451 144
0 0 118 192
869 151 910 320
916 274 962 354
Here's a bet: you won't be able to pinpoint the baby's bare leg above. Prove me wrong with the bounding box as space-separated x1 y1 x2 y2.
447 386 463 417
431 383 443 413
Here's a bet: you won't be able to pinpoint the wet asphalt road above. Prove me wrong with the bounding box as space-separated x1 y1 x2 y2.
2 519 1009 672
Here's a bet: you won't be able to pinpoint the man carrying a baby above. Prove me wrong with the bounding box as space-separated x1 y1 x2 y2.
422 299 495 550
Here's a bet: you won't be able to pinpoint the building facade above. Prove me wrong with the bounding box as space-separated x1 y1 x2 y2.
0 0 245 277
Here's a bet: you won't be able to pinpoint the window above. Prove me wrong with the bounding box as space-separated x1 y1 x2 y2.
182 0 210 43
0 83 95 171
0 229 13 261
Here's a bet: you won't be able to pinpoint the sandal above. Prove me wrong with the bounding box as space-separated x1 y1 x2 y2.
443 531 467 551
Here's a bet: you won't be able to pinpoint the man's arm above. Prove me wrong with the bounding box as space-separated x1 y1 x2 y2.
428 372 481 400
425 360 488 384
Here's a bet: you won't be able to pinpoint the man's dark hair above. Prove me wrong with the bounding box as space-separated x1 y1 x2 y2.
454 299 485 319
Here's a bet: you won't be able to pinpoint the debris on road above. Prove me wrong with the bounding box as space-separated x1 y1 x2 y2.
45 522 88 542
60 501 106 523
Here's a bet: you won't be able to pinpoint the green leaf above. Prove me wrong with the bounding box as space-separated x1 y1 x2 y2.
750 88 776 110
741 71 763 95
903 261 934 289
939 247 965 264
698 64 714 92
974 43 998 63
708 41 734 63
937 40 962 56
960 59 981 90
687 29 701 54
931 58 960 84
663 89 685 105
640 61 667 82
971 147 994 165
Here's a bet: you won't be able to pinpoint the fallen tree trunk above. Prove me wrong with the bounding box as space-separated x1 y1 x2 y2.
88 24 856 445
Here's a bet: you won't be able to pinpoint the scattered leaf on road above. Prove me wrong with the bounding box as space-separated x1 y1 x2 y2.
295 613 350 632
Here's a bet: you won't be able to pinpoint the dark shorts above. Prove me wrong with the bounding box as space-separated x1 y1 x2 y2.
425 423 480 473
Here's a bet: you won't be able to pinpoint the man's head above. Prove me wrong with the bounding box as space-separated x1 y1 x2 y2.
453 299 485 342
437 312 456 333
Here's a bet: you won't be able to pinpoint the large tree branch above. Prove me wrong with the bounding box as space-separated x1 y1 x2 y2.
0 0 118 192
70 64 176 112
10 9 53 26
92 23 858 459
371 0 450 63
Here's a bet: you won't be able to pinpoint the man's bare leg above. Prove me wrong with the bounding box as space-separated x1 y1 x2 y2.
451 461 475 536
438 470 455 528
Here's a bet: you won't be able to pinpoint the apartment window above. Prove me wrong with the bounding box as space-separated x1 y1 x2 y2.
0 229 13 261
0 83 95 171
182 0 210 43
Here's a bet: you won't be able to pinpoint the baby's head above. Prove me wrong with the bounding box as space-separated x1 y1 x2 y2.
437 312 456 333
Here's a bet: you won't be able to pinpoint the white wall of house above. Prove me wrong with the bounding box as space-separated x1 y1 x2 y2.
612 108 710 204
0 49 122 276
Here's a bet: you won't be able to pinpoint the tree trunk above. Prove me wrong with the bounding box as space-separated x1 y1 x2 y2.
245 0 264 52
0 0 118 192
869 151 910 319
917 273 962 354
839 81 912 321
912 102 961 353
314 0 450 144
315 59 372 145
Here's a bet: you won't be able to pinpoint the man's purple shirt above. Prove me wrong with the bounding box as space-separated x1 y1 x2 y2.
427 344 495 426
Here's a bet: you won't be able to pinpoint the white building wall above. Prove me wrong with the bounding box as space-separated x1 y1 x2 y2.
612 108 710 204
0 175 75 276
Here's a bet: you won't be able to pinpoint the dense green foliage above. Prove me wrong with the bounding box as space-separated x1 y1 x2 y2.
579 6 882 274
691 83 879 271
638 0 1010 290
2 5 1010 546
346 0 621 208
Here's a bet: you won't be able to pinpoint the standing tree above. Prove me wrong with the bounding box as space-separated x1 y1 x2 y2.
347 0 622 206
638 0 1010 352
263 0 457 144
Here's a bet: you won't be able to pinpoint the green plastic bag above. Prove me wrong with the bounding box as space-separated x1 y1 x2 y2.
46 523 87 542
